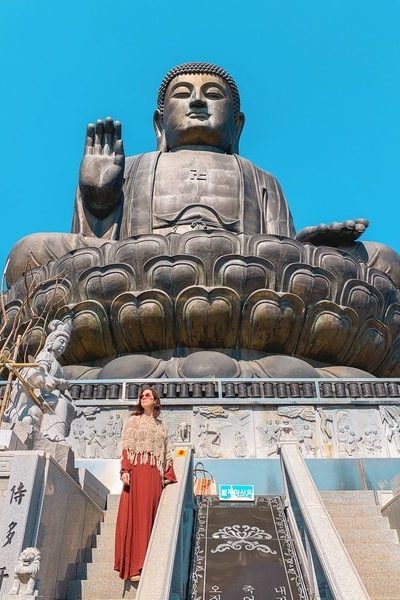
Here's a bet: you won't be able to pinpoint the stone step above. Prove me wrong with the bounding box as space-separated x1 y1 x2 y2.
106 494 122 510
327 514 391 531
319 490 377 505
345 542 400 563
93 533 115 550
348 551 400 571
100 521 118 534
85 546 117 563
323 502 381 517
337 527 398 544
363 578 400 597
319 490 376 504
76 562 121 580
355 561 400 581
67 579 137 599
103 512 118 525
67 579 139 600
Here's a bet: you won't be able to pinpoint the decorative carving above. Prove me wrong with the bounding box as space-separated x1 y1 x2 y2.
193 406 254 458
317 408 334 457
312 246 362 287
68 409 127 459
255 407 317 457
295 301 358 363
241 290 304 353
248 235 305 280
110 236 169 288
29 279 71 316
383 303 400 341
344 319 391 373
143 255 206 297
110 291 174 353
282 263 336 307
160 408 192 444
325 408 386 458
176 286 241 348
52 247 103 286
4 319 76 443
210 525 277 555
174 230 241 282
341 279 384 322
214 255 275 298
380 406 400 456
56 301 115 363
8 547 41 597
78 264 135 307
367 268 397 310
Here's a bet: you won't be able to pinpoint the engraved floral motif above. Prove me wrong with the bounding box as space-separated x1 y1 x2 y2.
210 524 277 554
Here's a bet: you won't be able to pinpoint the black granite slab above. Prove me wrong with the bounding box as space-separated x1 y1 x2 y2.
191 496 308 600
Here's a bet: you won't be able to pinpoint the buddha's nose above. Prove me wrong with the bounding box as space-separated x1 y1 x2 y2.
189 96 207 108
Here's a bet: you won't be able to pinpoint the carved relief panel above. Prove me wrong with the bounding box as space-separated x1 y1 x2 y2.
318 407 387 458
161 408 193 445
380 406 400 457
254 406 319 458
192 406 255 458
67 408 129 459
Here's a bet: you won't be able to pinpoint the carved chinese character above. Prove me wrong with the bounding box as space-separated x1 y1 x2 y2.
3 521 17 547
10 482 27 505
0 567 9 591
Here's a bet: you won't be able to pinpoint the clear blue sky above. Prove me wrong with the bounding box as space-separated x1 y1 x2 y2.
1 0 399 279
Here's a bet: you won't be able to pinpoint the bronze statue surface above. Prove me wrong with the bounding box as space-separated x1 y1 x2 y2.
3 62 400 379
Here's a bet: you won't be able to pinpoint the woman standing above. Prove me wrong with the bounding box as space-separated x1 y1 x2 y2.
114 387 176 581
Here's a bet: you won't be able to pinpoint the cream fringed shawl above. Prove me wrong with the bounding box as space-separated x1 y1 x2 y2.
122 415 172 477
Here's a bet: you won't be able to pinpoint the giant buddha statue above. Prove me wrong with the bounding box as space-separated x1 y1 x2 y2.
4 63 400 380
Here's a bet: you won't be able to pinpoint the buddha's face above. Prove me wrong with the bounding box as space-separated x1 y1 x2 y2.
155 73 244 153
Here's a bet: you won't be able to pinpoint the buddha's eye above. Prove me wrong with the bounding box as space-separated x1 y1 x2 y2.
204 87 225 99
171 86 191 98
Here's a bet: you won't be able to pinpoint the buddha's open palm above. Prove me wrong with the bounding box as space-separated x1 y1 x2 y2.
79 117 125 218
296 218 369 246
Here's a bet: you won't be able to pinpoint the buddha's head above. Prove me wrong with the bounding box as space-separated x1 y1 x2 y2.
154 62 245 154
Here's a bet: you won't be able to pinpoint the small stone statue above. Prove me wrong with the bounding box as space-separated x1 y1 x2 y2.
175 421 191 443
4 320 75 442
7 547 41 597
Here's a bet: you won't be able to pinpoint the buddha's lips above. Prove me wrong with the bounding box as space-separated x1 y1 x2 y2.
187 111 210 120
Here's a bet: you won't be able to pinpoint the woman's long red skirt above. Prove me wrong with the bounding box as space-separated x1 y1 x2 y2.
114 461 162 580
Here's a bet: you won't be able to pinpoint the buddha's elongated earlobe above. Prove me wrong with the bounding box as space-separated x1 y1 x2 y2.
153 110 168 152
230 111 245 154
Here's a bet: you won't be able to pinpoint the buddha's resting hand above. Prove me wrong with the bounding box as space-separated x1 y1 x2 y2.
295 218 369 246
79 117 125 219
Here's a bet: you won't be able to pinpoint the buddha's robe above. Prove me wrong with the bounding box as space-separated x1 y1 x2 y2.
6 151 295 286
72 151 296 238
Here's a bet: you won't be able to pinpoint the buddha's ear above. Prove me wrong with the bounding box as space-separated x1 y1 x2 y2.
153 110 167 152
231 111 245 154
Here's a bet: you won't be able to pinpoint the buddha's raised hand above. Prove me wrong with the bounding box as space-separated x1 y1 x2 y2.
79 117 125 218
295 218 369 246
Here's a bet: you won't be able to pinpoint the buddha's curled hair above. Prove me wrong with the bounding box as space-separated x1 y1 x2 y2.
157 62 241 117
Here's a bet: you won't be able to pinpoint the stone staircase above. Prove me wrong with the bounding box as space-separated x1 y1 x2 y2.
67 494 138 599
321 491 400 600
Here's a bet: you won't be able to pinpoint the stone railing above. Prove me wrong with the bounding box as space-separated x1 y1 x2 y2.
279 440 369 600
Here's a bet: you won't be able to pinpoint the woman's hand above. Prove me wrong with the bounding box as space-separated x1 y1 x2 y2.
121 472 130 485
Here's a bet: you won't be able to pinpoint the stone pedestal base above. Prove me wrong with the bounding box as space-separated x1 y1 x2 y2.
32 435 78 481
0 429 27 450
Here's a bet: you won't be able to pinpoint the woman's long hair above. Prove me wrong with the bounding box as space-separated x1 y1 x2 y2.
133 386 161 418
